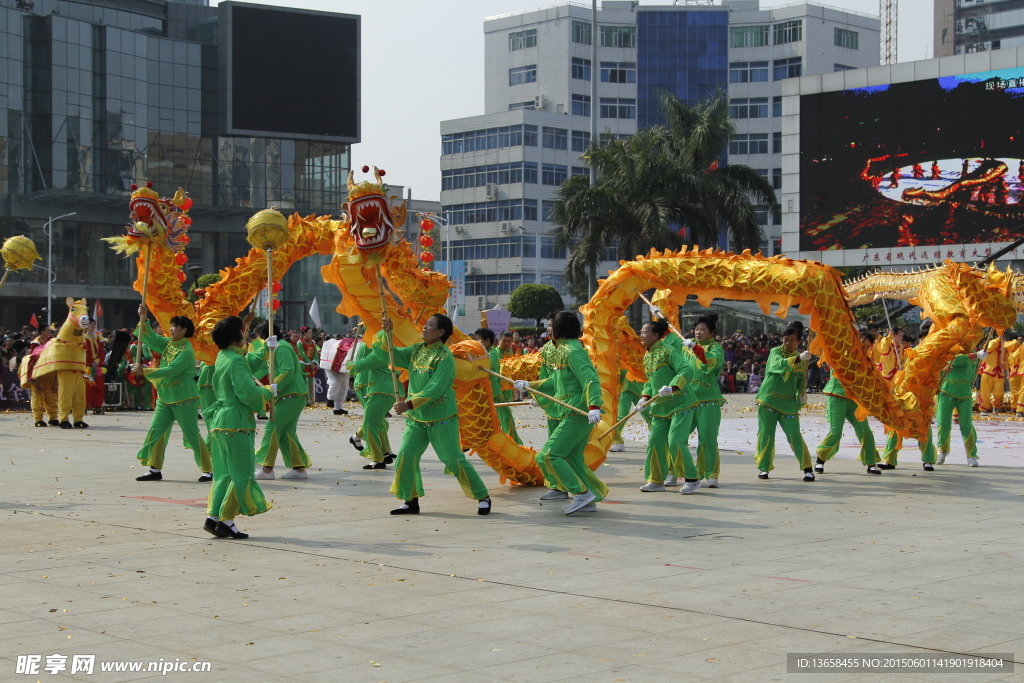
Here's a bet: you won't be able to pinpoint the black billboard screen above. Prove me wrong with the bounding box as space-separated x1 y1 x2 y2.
231 6 358 140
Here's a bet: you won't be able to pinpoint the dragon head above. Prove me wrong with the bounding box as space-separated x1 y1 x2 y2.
343 166 407 256
126 182 192 251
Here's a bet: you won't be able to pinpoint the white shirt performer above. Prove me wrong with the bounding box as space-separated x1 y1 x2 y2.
320 334 356 415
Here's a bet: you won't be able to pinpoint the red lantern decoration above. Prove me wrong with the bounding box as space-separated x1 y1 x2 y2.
272 282 282 293
272 299 281 311
174 252 188 266
180 234 190 245
420 218 434 232
180 215 192 227
419 252 434 263
419 235 433 248
176 271 186 283
180 197 193 211
194 288 206 298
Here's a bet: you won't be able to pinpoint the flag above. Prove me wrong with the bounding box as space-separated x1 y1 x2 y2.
92 300 104 325
29 313 39 329
308 297 322 329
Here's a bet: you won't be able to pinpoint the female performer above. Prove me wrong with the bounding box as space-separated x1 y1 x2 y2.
254 322 312 480
475 327 523 445
347 329 398 469
688 313 726 487
936 348 987 466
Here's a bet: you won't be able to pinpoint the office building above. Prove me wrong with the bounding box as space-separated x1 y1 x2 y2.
934 0 1024 56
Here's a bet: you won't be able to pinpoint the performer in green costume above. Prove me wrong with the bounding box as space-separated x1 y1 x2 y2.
936 349 987 466
636 320 701 493
814 331 882 474
347 329 398 469
610 370 651 452
379 315 491 516
878 320 937 471
755 320 815 480
204 316 275 539
515 311 606 515
475 327 523 445
253 322 312 480
133 305 213 482
688 312 726 487
125 339 153 410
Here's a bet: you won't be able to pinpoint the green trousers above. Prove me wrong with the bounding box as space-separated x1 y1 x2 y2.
612 391 651 444
536 414 608 501
881 427 936 465
647 409 698 482
128 380 152 410
257 395 312 469
816 395 879 466
497 406 523 445
136 398 212 472
755 404 813 472
693 402 723 479
936 393 978 458
357 392 393 462
207 430 271 520
390 417 489 501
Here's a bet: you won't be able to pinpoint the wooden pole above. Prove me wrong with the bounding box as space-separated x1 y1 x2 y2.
494 400 532 407
265 248 276 421
597 404 645 440
0 268 11 294
483 368 589 417
135 242 152 366
637 290 691 349
375 265 403 403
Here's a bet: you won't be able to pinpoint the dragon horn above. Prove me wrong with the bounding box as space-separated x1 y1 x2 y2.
347 170 356 192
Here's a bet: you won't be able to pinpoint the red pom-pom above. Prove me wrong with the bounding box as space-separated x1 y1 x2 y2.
378 169 386 177
272 299 281 311
272 282 282 293
176 271 186 283
174 252 188 266
180 197 193 211
419 235 433 248
146 181 153 188
130 184 138 191
419 252 434 263
420 218 434 232
180 234 190 245
194 288 206 298
361 165 369 173
180 215 192 227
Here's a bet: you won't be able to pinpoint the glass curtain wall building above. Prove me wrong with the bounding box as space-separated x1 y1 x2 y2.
0 0 359 332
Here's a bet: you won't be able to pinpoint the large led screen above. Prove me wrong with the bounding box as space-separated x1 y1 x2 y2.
230 5 358 140
800 67 1024 252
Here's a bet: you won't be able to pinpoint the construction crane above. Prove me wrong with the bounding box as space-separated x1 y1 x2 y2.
880 0 897 64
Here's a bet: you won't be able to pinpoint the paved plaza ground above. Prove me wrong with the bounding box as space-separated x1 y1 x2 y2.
1 393 1022 682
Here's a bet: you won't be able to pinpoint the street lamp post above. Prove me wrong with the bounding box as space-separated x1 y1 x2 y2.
43 212 77 326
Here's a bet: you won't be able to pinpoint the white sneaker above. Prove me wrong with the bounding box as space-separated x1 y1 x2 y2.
705 478 719 488
679 480 702 495
936 450 948 465
539 489 569 500
609 443 626 452
663 475 678 486
562 502 597 513
967 457 979 467
255 469 275 480
564 490 597 515
281 468 308 479
640 482 666 492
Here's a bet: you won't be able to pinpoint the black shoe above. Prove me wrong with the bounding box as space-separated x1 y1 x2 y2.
59 421 73 430
383 452 397 465
73 421 89 429
363 461 387 470
48 419 61 426
349 434 364 452
204 518 227 537
35 421 47 427
198 472 213 482
477 497 492 516
814 457 825 474
876 462 896 470
758 471 769 480
385 412 393 418
803 470 816 482
333 408 349 416
923 462 935 471
136 470 162 481
867 465 882 474
257 415 268 420
390 499 420 515
326 399 335 409
214 521 249 539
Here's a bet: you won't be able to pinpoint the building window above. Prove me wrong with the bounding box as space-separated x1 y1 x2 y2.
441 162 539 190
571 57 591 81
542 200 558 222
773 131 782 154
509 28 537 51
466 273 531 296
773 20 802 45
448 237 525 261
835 27 859 50
509 65 537 86
600 61 636 83
571 166 588 178
834 63 856 71
571 93 591 117
729 25 769 47
572 20 592 45
600 97 636 119
729 134 769 155
729 61 769 83
442 199 538 226
542 164 569 186
542 126 568 150
773 57 802 80
441 124 538 155
729 97 769 119
600 25 636 48
772 167 782 190
540 236 567 260
508 101 537 111
773 96 782 117
571 130 591 152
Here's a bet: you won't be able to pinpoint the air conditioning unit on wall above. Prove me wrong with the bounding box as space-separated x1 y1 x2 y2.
534 94 545 110
485 182 497 199
500 222 511 234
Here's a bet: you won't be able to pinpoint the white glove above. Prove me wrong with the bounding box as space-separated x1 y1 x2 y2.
270 383 278 397
799 350 812 361
530 398 539 408
649 305 663 319
513 380 531 392
682 338 696 350
976 350 988 361
588 408 602 424
799 393 808 405
267 335 278 349
658 385 674 398
635 397 650 413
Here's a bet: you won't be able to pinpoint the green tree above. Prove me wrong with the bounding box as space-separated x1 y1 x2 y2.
187 273 222 303
507 283 565 326
553 91 777 294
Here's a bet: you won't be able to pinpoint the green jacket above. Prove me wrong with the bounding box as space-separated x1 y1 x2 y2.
756 346 807 416
488 347 513 401
245 339 269 378
197 362 214 390
690 339 725 405
822 373 847 399
940 354 976 399
348 334 398 397
138 322 199 405
641 337 695 417
531 338 602 419
270 341 307 400
374 340 455 423
207 346 274 431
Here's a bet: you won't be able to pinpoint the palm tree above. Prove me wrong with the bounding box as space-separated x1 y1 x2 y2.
552 91 778 295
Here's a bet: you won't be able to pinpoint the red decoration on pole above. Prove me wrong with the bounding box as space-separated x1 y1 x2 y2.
272 299 281 311
420 218 434 232
180 197 193 211
272 281 282 293
419 235 434 248
174 252 188 266
175 270 186 283
419 252 434 263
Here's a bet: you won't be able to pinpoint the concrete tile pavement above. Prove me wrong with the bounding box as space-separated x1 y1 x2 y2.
1 395 1022 681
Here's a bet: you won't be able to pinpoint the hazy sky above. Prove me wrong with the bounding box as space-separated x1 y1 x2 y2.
212 0 934 200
